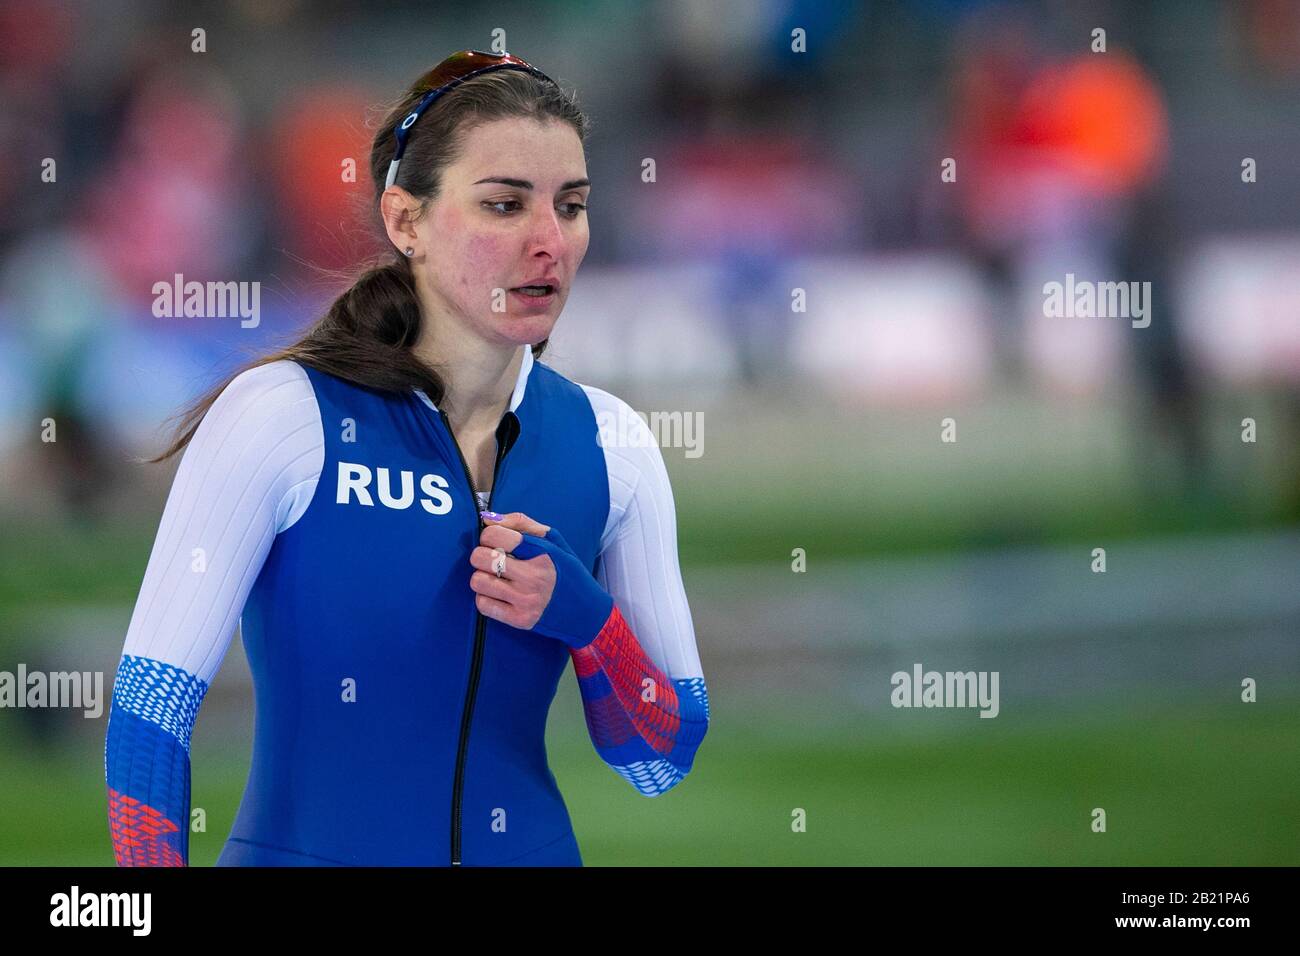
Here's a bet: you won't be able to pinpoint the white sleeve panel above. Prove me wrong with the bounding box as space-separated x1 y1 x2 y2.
579 384 703 681
121 360 323 685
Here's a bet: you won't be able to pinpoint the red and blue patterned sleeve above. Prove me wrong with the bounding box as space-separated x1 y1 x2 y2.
569 604 710 796
576 388 710 795
105 656 208 866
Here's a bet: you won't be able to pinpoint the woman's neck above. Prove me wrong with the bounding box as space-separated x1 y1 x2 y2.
413 323 522 434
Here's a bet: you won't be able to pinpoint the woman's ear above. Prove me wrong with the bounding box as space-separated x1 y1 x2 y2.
379 186 421 254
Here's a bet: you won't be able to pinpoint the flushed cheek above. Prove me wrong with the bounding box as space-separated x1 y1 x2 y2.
460 234 512 294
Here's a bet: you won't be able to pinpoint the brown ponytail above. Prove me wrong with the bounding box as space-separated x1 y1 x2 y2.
144 64 591 465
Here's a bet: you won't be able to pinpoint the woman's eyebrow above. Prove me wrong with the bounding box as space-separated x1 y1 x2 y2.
473 176 591 191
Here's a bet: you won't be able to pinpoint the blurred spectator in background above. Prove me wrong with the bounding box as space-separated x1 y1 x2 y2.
634 118 861 387
944 12 1169 386
633 0 863 387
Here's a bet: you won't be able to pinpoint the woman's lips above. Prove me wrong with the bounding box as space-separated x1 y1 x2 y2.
508 287 557 309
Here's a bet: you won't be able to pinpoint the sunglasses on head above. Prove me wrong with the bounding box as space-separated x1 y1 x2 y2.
385 49 557 189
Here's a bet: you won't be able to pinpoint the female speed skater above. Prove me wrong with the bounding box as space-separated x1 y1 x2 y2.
103 49 710 867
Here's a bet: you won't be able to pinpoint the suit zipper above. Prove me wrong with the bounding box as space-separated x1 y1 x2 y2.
441 408 511 867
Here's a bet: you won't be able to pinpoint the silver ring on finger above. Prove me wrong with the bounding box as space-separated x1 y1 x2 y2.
492 548 507 578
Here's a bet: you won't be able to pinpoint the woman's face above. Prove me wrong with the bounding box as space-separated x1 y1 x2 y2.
405 116 590 349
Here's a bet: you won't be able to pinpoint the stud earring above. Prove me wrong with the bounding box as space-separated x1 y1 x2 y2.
404 247 414 257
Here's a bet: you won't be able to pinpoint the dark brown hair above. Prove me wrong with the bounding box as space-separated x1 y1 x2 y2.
144 64 590 464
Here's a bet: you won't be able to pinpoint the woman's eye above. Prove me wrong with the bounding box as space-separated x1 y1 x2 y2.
484 199 587 217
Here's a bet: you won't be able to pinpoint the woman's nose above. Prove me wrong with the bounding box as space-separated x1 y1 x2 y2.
527 207 568 250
